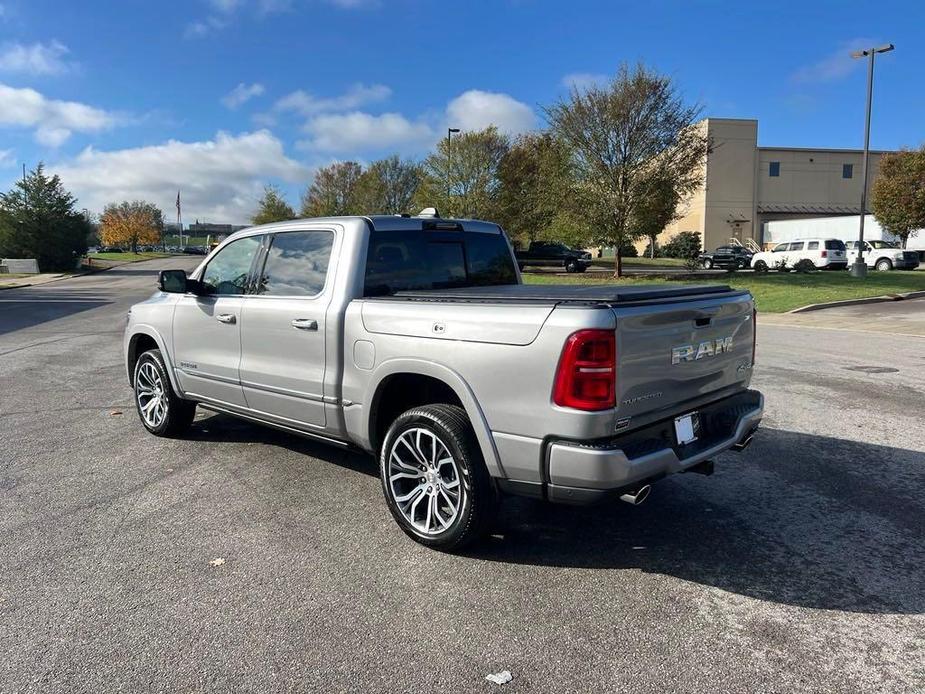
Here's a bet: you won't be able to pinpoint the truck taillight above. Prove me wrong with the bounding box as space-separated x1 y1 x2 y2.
553 329 616 411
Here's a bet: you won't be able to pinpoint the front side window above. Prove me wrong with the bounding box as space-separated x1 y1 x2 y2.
257 231 334 297
201 236 261 295
789 242 805 251
769 161 780 177
773 243 788 252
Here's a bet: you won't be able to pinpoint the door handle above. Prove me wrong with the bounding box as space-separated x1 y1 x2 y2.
216 313 236 324
291 318 318 331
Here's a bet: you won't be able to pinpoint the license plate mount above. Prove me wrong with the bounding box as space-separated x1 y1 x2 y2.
674 412 701 445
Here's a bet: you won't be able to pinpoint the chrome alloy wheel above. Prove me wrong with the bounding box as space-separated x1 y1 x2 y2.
388 427 462 535
136 361 168 428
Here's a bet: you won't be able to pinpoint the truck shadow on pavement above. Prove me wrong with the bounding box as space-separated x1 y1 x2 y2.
477 428 925 615
187 415 924 615
0 289 110 335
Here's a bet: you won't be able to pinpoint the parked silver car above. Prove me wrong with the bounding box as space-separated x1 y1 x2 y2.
124 214 763 549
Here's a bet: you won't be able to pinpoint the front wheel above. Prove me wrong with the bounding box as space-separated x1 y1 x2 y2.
564 259 579 273
702 257 713 269
133 349 196 437
753 260 768 273
380 404 498 551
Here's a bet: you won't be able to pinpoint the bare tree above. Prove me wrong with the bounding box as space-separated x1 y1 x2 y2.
545 64 709 276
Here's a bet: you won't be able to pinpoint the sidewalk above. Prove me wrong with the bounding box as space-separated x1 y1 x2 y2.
0 272 75 290
760 298 925 337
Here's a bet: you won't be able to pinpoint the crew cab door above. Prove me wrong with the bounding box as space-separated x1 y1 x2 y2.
238 229 336 429
172 235 262 406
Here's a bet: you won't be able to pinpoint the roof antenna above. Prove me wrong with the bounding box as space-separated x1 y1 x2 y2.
418 207 440 218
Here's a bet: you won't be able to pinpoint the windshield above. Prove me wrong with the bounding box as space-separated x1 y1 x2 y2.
365 229 518 296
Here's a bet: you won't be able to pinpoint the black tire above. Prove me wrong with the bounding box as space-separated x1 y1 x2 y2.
875 259 892 272
133 349 196 437
379 404 498 551
702 257 713 269
564 259 579 273
753 260 768 273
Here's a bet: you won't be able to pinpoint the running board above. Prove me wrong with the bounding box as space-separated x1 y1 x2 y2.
198 402 353 449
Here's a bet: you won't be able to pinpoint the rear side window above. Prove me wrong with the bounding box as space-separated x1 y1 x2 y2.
364 229 516 296
807 241 819 250
825 240 846 251
257 230 334 297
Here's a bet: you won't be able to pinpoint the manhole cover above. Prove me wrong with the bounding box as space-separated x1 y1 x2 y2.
844 365 899 374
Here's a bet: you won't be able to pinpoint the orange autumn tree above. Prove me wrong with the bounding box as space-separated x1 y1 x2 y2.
99 200 164 252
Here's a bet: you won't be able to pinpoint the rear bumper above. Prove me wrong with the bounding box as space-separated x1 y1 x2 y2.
542 390 764 505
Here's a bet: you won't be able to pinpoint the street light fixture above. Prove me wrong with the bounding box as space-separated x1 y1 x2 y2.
446 127 460 207
849 43 894 279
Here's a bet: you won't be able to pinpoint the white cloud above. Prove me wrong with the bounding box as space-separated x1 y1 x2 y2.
187 0 367 37
0 148 14 168
209 0 243 11
445 90 536 136
50 130 308 223
0 82 116 147
274 83 391 116
561 72 607 91
0 40 73 76
792 38 879 83
300 111 433 152
222 82 265 109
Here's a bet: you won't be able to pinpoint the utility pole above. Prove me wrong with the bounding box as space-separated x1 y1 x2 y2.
849 43 894 279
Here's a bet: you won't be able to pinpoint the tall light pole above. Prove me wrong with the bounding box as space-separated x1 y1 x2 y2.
446 127 460 212
849 43 894 278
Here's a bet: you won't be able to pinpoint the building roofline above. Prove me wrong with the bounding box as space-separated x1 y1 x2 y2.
757 145 895 155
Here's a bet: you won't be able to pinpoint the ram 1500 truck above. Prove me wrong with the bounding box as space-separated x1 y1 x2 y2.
125 214 763 550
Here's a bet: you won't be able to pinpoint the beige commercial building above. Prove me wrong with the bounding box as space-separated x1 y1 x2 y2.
650 118 893 252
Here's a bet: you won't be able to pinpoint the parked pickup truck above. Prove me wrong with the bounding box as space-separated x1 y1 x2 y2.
515 241 592 273
125 214 763 550
699 245 753 270
844 240 920 271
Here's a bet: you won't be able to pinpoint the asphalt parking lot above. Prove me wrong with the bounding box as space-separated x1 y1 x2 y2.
1 258 923 693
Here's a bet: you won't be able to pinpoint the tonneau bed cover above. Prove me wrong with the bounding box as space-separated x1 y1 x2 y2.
390 283 744 306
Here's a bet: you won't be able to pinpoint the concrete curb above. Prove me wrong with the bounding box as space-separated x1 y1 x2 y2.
788 290 925 313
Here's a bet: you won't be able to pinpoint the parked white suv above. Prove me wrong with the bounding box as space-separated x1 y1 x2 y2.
845 240 919 271
751 238 848 272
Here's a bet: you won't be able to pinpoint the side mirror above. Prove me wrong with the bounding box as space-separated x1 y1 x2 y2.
159 269 189 293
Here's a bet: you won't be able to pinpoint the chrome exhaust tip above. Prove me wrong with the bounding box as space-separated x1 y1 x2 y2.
732 433 754 452
620 484 651 506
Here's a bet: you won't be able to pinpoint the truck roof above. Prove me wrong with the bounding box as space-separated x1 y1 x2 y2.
223 214 503 242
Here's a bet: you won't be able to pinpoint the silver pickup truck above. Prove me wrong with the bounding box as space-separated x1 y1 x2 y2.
124 213 762 550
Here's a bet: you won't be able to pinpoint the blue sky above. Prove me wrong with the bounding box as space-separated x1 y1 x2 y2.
0 0 922 223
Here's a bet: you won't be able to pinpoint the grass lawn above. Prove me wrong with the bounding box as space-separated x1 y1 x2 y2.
524 270 925 313
591 256 686 268
87 252 174 262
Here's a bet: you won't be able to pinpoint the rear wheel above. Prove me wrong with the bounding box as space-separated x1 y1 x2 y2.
133 349 196 437
380 404 498 551
875 258 893 271
753 259 768 274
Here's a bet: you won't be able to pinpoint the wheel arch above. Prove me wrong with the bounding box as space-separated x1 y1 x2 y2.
363 359 504 478
126 326 182 395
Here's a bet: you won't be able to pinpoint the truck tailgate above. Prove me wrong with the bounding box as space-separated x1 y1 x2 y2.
613 294 755 420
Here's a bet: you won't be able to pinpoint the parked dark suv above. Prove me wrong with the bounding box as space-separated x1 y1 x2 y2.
515 241 592 273
699 245 753 270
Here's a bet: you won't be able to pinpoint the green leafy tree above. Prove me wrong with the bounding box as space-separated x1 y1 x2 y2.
545 63 710 276
353 156 421 214
301 161 364 217
871 146 925 248
0 164 90 271
100 200 165 253
415 126 510 219
495 132 573 247
252 185 296 225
